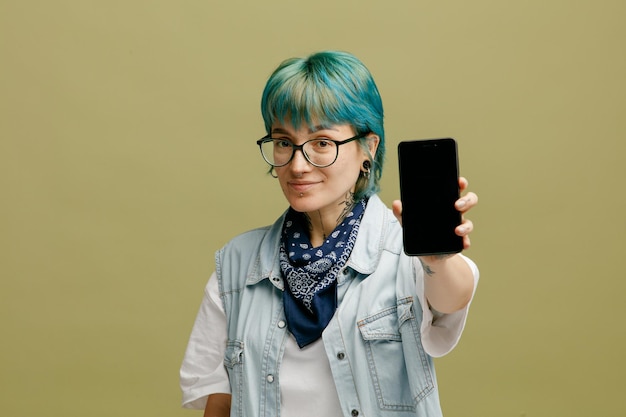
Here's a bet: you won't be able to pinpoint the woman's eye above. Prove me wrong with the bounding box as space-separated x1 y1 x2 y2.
315 139 332 148
275 139 292 148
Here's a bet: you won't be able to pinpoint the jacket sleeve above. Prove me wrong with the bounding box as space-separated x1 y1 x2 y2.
415 255 480 358
179 273 231 409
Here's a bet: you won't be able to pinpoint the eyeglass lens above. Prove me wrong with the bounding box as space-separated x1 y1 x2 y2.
260 139 337 167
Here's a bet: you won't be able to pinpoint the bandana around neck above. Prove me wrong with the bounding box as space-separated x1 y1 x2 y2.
279 198 367 348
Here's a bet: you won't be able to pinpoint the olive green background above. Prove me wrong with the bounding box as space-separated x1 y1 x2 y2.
1 1 624 416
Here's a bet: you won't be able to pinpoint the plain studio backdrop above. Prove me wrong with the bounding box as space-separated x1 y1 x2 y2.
1 1 624 416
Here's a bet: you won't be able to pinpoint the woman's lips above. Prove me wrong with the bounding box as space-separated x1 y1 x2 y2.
288 181 318 193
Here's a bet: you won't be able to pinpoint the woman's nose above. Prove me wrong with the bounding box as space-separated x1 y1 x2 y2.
289 148 311 171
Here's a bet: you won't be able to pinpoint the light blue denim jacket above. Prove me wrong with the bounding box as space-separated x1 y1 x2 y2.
216 195 448 417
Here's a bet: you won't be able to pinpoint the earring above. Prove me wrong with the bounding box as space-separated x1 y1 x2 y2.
362 160 371 179
270 167 278 178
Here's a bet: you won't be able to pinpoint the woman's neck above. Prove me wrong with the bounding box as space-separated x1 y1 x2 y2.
304 193 356 247
304 210 332 247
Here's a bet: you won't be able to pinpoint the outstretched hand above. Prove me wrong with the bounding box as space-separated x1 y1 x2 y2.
392 176 478 254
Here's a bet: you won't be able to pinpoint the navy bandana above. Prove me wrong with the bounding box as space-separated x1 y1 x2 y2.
280 199 367 348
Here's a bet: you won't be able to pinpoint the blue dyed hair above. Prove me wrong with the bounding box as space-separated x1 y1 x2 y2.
260 51 385 200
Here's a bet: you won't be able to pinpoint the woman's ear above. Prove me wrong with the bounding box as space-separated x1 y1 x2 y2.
366 134 380 158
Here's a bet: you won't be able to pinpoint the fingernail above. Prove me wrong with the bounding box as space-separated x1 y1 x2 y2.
458 226 467 234
457 199 466 208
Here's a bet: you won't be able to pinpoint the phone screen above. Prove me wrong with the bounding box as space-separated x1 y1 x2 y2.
398 138 463 256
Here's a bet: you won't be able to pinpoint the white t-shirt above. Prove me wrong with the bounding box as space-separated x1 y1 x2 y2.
180 255 479 416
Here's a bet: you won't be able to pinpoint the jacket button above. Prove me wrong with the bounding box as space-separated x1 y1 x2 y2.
337 352 345 360
266 374 274 383
277 320 286 329
351 409 359 416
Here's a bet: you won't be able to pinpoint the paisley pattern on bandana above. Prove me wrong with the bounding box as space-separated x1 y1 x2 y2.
280 199 367 347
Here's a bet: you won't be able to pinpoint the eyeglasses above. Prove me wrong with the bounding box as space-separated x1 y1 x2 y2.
256 132 368 168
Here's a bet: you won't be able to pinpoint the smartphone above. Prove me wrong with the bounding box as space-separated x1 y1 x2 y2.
398 138 463 256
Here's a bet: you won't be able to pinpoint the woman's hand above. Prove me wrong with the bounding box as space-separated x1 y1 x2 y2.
392 176 478 256
392 177 478 313
452 176 477 251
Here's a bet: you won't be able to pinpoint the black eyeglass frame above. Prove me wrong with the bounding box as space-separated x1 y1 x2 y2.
256 132 369 168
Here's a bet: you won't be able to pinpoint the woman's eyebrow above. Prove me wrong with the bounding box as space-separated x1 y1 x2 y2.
270 127 290 135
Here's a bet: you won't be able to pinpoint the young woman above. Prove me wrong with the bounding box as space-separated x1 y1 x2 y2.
180 50 479 417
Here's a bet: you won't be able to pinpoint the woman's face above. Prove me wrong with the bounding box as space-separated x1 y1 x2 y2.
271 122 372 218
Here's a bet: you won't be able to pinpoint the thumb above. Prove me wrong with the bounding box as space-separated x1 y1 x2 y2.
392 200 403 226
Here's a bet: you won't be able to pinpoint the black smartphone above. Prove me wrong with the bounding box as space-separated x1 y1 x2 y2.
398 138 463 256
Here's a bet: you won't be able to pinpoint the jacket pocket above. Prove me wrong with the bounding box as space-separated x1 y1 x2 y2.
357 297 434 411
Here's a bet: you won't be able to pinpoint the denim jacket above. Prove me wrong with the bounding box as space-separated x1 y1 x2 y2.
216 195 461 417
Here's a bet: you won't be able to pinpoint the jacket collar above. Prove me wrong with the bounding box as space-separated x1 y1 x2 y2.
346 194 396 275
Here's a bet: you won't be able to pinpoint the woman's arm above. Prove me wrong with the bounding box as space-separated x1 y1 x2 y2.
180 275 232 409
393 177 478 314
418 254 475 313
204 393 231 417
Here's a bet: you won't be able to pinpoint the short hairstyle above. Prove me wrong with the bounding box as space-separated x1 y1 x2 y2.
260 51 385 200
